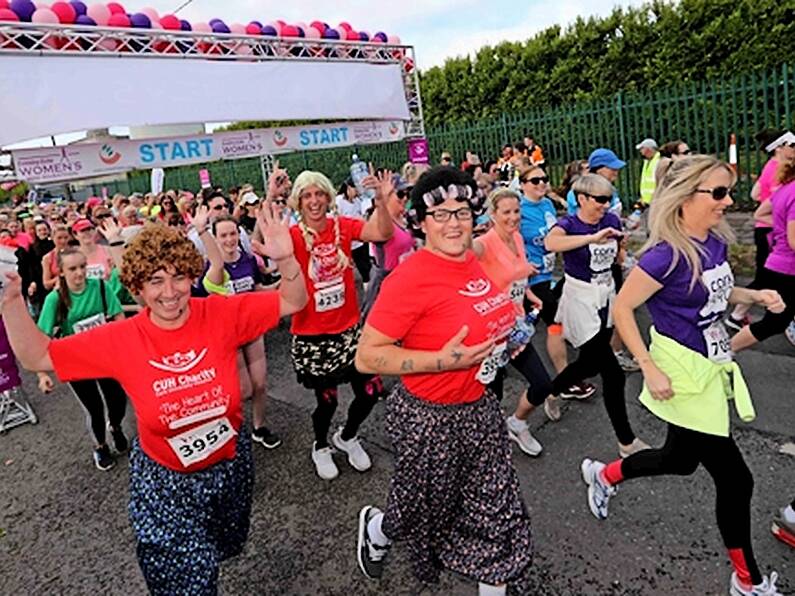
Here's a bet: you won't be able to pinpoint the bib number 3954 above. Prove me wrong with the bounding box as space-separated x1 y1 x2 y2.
167 417 236 468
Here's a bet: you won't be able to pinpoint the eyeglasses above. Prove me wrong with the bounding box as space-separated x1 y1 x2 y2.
271 199 286 206
679 149 693 155
426 207 473 223
210 204 225 211
695 186 734 200
521 175 549 185
396 189 410 200
585 193 612 204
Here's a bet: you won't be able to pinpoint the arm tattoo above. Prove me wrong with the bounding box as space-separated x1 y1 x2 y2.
400 359 414 372
436 358 444 371
374 356 388 369
451 350 463 363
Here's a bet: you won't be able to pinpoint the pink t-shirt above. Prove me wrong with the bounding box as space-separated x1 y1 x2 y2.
755 158 780 229
380 223 414 271
476 228 534 313
764 181 795 276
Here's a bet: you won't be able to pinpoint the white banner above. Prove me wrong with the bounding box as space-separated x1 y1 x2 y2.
12 120 406 184
0 55 410 148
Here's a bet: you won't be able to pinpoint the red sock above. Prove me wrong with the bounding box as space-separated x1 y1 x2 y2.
728 548 752 588
601 460 624 486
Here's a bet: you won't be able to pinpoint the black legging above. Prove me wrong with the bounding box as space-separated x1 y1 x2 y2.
69 378 127 446
620 423 761 585
551 327 634 445
747 227 772 290
489 343 553 407
312 372 382 448
748 268 795 342
351 244 372 284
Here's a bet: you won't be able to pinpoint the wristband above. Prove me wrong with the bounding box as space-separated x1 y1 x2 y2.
109 240 124 247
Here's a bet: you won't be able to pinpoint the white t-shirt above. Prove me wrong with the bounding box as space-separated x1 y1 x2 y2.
335 195 365 250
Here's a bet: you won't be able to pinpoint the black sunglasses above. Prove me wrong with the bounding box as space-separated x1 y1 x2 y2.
586 193 612 204
679 149 693 155
210 204 226 211
396 189 410 199
521 175 549 185
695 186 734 200
95 212 113 219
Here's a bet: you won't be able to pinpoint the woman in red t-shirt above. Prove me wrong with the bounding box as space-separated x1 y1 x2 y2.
0 206 308 596
354 166 533 595
287 169 393 481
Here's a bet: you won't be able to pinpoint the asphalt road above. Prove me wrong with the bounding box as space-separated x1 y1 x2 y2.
1 306 793 595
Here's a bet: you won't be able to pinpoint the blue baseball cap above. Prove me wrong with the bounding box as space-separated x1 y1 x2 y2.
588 148 626 171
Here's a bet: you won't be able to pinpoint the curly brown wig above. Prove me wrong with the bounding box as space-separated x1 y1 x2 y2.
120 223 205 293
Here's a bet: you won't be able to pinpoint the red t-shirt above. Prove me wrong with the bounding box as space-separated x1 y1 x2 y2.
290 216 365 335
49 293 281 472
366 249 517 405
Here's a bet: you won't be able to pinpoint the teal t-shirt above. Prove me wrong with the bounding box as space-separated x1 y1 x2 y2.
37 278 122 337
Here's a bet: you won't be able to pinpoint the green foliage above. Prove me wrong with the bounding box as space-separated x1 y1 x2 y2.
419 0 795 125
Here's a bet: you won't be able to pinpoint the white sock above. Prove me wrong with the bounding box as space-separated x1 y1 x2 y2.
784 505 795 523
367 512 391 547
478 583 507 596
507 414 527 432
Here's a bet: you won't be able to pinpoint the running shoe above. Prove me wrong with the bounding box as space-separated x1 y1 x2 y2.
785 320 795 347
357 506 391 580
252 426 283 449
109 426 128 454
506 416 543 456
559 382 597 400
730 571 781 596
726 314 751 332
614 350 640 372
543 395 562 422
311 442 339 480
619 437 651 459
93 445 115 471
332 429 372 472
581 458 616 520
771 509 795 549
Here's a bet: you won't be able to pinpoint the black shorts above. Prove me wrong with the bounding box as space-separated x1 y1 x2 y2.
527 279 562 326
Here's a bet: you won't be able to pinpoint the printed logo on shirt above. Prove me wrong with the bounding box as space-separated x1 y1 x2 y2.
225 276 255 294
311 242 345 283
698 261 734 321
148 348 208 373
589 240 618 273
472 291 512 316
152 366 218 398
544 211 557 229
458 278 491 298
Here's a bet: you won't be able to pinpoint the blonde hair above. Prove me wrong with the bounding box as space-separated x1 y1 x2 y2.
487 188 520 214
571 173 615 206
640 155 736 290
288 170 350 281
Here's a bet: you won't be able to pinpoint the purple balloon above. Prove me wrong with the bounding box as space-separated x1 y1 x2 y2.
74 13 95 25
208 18 223 26
373 31 388 42
129 12 151 28
296 26 304 38
260 24 276 36
9 0 35 21
359 31 369 41
249 20 262 28
211 21 229 33
69 0 87 16
322 28 340 40
179 18 191 31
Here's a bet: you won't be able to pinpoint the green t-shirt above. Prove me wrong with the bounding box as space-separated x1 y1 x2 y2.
37 278 123 337
107 267 136 306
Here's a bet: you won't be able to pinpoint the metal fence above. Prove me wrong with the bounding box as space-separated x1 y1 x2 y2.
97 62 795 209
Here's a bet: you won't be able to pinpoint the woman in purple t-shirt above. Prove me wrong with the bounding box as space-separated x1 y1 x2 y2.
544 173 645 458
591 156 784 596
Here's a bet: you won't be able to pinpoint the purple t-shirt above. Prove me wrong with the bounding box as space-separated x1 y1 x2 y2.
555 212 622 284
764 181 795 276
639 235 734 358
198 251 264 296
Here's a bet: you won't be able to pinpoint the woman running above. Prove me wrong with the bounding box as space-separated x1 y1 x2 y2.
545 173 646 457
196 208 282 450
1 208 307 595
73 218 113 281
35 247 128 471
587 155 783 596
355 166 533 596
473 187 559 455
287 169 392 480
27 219 55 316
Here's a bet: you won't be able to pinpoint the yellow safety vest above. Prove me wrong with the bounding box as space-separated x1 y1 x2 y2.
639 152 660 204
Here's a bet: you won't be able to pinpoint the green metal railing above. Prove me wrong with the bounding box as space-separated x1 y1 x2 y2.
96 62 795 209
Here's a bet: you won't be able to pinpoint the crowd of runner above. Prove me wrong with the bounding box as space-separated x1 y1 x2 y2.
1 130 794 595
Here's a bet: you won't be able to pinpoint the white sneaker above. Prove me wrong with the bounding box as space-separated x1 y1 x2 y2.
581 458 616 520
543 395 562 422
730 571 781 596
785 320 795 347
614 350 640 372
311 442 339 480
332 429 372 472
506 416 543 456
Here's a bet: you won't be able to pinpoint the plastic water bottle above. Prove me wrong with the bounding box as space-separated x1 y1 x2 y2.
625 208 642 231
507 308 541 354
350 154 376 205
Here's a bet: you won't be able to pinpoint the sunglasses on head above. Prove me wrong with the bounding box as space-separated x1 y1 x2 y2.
695 186 734 200
586 193 612 204
521 175 549 185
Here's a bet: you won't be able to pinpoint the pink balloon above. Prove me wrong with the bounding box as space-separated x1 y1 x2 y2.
345 29 359 41
244 22 260 35
295 21 306 30
140 6 158 22
305 26 321 40
265 20 281 35
191 21 210 32
50 1 76 23
32 6 58 22
229 22 245 34
0 7 20 20
107 11 128 27
280 24 299 37
386 34 401 44
338 21 352 31
85 3 109 25
106 1 124 15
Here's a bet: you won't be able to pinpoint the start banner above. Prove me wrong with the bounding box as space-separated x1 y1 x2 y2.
12 120 406 184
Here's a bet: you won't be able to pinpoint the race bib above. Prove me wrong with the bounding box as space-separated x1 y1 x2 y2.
509 279 526 305
592 271 614 288
703 320 732 363
542 252 556 274
85 264 105 279
475 342 508 385
314 281 345 312
73 313 106 334
167 416 237 468
225 276 255 295
589 240 617 273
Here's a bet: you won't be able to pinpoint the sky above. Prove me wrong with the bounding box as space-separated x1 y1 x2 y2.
4 0 649 150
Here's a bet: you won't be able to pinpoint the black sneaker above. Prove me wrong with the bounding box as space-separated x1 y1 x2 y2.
560 382 597 400
109 426 129 454
252 426 283 449
93 445 116 471
357 506 391 580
